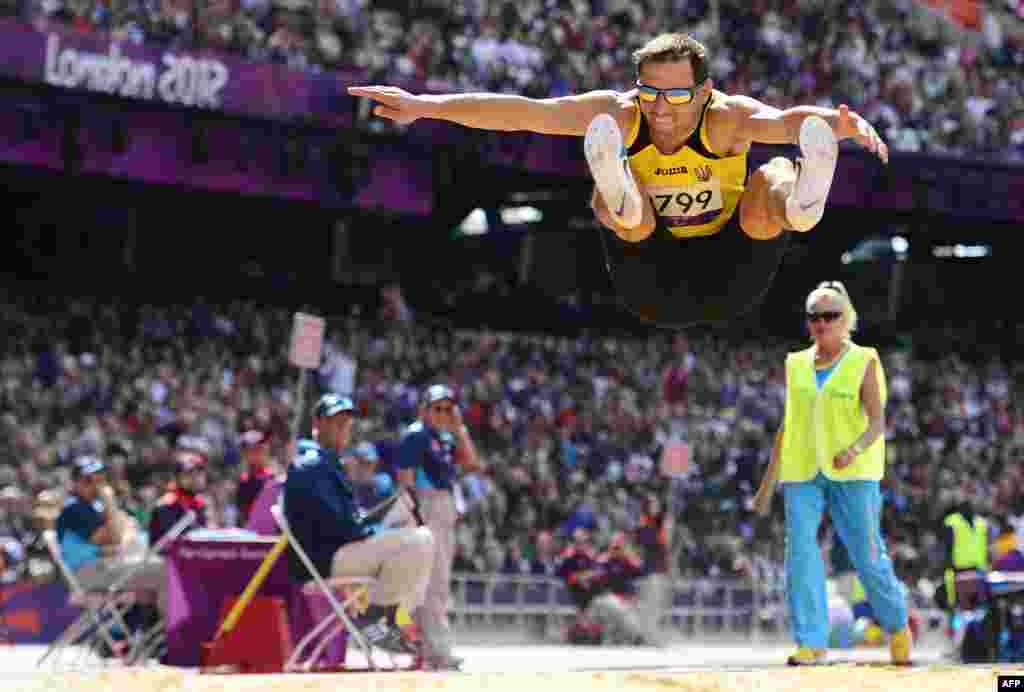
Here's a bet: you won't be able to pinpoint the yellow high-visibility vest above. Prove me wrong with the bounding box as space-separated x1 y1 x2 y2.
779 343 887 482
943 513 989 608
851 575 866 605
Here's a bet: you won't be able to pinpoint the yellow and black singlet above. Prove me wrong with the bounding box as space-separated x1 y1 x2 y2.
595 90 789 329
623 90 748 239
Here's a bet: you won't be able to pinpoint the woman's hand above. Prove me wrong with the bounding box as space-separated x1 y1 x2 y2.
833 448 857 470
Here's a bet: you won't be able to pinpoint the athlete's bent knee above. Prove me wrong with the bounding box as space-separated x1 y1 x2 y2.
739 168 783 241
611 218 655 243
740 215 782 241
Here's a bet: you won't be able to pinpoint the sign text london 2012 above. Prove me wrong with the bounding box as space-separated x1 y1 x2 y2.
44 33 229 109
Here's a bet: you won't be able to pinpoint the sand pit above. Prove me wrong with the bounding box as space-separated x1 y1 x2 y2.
6 642 1018 692
8 665 1021 692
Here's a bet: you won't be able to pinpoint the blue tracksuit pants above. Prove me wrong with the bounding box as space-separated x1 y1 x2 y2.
783 472 908 648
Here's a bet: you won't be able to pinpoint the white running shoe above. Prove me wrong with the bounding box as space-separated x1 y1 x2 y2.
785 115 838 232
585 113 643 229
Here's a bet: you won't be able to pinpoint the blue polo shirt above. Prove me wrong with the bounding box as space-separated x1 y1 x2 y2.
56 497 104 573
398 420 457 492
283 440 375 583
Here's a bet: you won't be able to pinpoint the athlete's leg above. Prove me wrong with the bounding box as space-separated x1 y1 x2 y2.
585 112 656 242
739 156 797 240
585 114 645 231
739 116 838 239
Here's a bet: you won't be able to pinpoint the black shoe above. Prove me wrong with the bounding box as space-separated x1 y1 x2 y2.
142 604 162 630
350 604 394 644
350 605 421 655
423 654 464 671
374 627 420 655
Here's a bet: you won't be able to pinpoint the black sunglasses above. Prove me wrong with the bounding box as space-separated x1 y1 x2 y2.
806 311 842 323
430 404 454 413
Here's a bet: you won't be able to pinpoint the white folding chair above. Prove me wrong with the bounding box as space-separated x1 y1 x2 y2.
39 510 197 669
270 502 397 672
38 529 130 669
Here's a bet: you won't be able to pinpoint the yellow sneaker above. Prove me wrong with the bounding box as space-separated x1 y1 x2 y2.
890 624 913 665
863 623 885 646
787 646 827 666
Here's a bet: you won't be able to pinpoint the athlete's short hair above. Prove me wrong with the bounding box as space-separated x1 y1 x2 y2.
632 33 709 85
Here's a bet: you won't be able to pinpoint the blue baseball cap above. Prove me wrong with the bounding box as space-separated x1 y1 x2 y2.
314 394 355 419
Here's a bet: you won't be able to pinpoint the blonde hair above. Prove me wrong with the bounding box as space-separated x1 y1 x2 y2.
632 33 709 84
805 280 858 334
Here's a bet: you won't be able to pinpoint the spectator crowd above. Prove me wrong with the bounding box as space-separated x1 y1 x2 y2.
1 293 1022 618
6 0 1024 162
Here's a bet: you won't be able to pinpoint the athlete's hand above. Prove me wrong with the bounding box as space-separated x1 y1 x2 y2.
834 104 888 164
590 186 656 242
347 85 434 126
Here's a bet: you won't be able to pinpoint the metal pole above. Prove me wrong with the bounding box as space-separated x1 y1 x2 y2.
665 478 679 581
888 257 905 322
518 231 535 286
291 368 309 441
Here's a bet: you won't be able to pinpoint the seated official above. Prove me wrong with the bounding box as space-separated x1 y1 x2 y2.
87 449 206 622
57 457 138 581
283 394 434 651
235 418 277 527
56 457 163 639
149 450 209 547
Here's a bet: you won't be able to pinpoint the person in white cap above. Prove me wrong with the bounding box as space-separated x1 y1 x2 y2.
397 384 484 671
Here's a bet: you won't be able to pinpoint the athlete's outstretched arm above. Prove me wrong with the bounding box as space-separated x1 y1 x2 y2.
724 95 888 164
347 85 624 137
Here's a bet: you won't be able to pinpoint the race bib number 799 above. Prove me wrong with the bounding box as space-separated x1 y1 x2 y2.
646 180 724 228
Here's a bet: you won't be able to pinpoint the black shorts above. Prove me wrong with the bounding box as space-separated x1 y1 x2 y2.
599 213 789 328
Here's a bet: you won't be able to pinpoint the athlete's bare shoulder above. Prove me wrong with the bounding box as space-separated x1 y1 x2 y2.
704 90 768 156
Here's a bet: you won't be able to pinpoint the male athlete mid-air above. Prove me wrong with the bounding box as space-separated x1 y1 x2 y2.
350 33 887 327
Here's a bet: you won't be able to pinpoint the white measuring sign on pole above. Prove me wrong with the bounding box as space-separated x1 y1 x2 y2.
289 312 326 370
660 438 691 479
288 312 326 438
